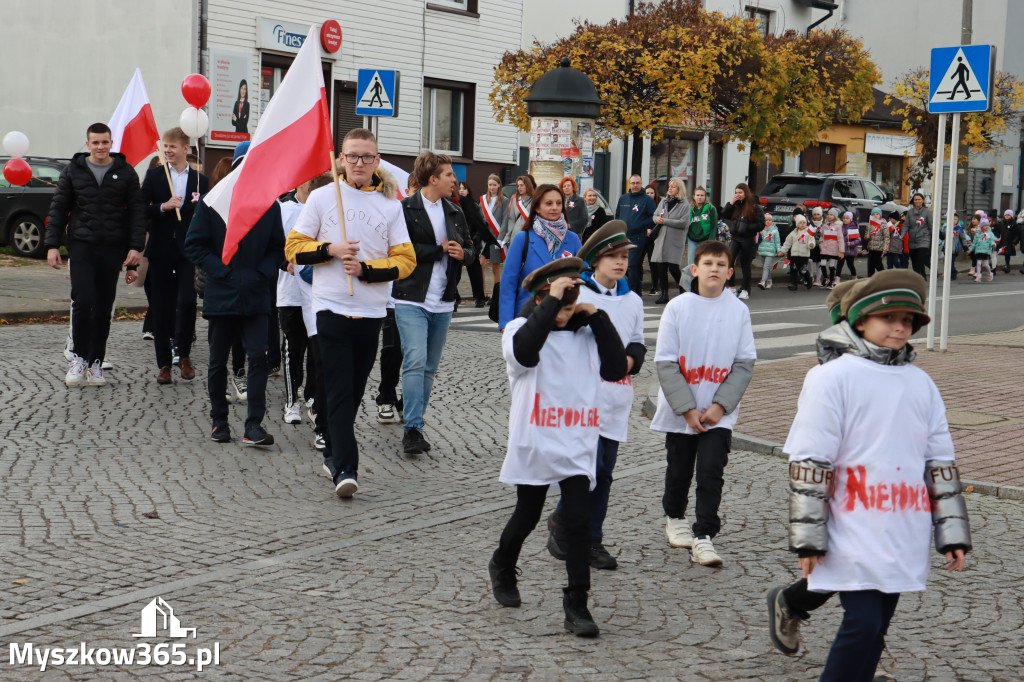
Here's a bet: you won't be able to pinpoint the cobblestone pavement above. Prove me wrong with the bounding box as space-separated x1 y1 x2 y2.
1 320 1022 680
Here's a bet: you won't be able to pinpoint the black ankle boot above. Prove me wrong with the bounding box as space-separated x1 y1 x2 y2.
654 293 669 304
488 553 521 607
546 512 567 561
563 588 599 637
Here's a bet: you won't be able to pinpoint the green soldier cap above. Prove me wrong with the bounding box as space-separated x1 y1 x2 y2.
840 270 931 333
578 220 634 266
521 256 585 294
825 280 859 324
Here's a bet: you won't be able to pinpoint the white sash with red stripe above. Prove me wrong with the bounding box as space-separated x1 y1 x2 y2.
515 196 529 222
480 195 505 257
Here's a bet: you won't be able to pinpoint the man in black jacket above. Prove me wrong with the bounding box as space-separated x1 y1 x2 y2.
184 144 284 447
46 122 145 387
141 127 210 384
393 151 474 454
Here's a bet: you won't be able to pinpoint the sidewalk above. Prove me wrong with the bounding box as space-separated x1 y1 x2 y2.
645 328 1024 498
0 259 149 321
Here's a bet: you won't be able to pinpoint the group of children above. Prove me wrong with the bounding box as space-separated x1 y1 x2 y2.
489 219 972 680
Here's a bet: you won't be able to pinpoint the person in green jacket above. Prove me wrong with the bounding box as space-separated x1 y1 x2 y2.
684 186 718 291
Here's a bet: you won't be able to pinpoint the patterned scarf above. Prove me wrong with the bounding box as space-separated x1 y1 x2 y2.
532 215 569 258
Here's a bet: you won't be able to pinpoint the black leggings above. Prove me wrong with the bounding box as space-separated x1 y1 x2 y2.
495 475 591 592
653 262 682 293
867 251 884 276
839 256 857 276
466 242 486 300
729 239 755 292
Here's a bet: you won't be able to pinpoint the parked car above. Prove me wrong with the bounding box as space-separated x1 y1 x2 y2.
758 172 907 239
0 156 70 258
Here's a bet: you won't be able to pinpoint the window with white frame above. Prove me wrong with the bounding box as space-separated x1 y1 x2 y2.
422 85 465 155
745 6 773 37
427 0 479 13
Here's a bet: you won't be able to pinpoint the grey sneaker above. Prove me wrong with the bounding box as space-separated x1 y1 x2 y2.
767 585 802 655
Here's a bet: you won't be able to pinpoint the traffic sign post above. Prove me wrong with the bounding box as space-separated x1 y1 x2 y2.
925 112 946 351
928 45 995 114
356 69 399 118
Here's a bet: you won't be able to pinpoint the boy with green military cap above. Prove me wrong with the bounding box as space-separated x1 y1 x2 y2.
488 256 628 638
768 269 971 681
546 221 646 571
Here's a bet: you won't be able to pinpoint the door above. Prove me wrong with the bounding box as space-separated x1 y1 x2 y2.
801 144 836 174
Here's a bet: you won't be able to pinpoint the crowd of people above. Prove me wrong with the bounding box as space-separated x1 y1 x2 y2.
45 123 974 678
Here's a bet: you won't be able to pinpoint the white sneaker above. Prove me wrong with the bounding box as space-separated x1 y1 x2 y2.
377 403 399 424
690 537 723 566
665 516 694 548
305 397 314 409
283 402 302 424
65 357 86 387
307 405 317 425
738 290 750 300
63 335 75 362
314 433 325 451
230 373 248 403
142 331 155 341
86 360 107 386
335 478 358 498
101 359 113 371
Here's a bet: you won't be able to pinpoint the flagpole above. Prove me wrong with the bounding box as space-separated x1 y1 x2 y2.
155 140 182 222
328 150 355 296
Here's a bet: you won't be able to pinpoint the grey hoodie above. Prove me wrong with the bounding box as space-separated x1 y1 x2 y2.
905 205 932 250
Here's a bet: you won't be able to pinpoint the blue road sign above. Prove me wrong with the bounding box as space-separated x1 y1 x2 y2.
356 69 399 117
928 44 995 114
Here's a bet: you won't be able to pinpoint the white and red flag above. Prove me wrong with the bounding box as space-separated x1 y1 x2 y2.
205 27 333 264
378 159 410 199
108 68 160 167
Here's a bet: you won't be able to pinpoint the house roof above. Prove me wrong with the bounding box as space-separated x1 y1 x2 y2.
854 88 909 126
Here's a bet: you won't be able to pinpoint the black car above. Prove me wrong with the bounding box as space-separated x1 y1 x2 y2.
0 156 69 258
758 173 907 239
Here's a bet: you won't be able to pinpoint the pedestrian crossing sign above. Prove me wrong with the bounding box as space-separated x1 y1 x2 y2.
928 45 994 113
356 69 399 117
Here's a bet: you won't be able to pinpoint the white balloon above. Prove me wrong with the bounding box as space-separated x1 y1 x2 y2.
3 131 30 158
179 108 209 139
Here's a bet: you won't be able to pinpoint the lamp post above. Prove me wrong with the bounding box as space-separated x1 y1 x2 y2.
523 57 603 190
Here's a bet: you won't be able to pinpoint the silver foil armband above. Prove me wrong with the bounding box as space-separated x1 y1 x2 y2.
788 459 835 554
925 460 973 553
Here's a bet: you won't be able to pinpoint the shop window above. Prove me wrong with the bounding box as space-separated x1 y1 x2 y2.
422 79 474 158
865 155 903 200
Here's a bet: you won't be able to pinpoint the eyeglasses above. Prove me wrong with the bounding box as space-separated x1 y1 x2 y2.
342 153 378 164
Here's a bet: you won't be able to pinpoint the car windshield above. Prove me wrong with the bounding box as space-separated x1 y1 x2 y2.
760 177 823 198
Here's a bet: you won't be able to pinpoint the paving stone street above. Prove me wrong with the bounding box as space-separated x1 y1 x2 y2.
1 320 1023 680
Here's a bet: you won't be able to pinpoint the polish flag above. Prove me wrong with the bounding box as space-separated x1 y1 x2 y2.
205 27 333 264
108 68 159 167
378 159 410 199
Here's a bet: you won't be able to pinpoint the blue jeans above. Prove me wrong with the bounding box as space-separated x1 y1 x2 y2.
820 590 900 682
557 436 619 541
394 303 453 432
683 237 702 289
627 231 647 294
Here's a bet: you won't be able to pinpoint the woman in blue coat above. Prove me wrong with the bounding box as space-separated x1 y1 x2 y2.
498 184 583 330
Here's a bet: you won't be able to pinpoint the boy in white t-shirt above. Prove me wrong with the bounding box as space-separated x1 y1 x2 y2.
488 258 627 638
650 240 756 567
545 221 646 571
777 270 971 680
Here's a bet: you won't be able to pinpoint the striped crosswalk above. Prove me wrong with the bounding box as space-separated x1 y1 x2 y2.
447 303 827 359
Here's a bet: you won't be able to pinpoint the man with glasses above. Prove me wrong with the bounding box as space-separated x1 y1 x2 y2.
285 128 416 498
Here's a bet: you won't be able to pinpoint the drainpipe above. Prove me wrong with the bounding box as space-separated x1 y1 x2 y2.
806 1 838 34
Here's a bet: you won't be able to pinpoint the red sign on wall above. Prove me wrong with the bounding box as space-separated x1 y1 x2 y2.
320 20 342 53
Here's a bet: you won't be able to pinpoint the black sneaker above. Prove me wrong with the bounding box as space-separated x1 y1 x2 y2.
211 424 231 443
488 555 521 607
590 542 618 570
767 585 802 655
402 428 427 454
242 424 275 446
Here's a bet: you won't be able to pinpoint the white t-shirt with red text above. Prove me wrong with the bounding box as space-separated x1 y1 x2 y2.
650 290 756 435
785 354 956 593
500 317 602 490
578 285 644 443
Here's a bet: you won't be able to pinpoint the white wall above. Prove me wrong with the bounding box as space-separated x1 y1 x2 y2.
0 0 194 163
207 0 522 163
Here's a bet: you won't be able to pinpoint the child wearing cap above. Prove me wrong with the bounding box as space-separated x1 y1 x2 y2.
864 207 888 277
778 215 816 291
818 209 844 289
769 270 971 679
545 221 646 571
651 240 756 567
488 258 627 638
886 213 906 270
997 209 1018 273
839 211 861 280
969 218 997 282
809 207 825 286
757 213 782 290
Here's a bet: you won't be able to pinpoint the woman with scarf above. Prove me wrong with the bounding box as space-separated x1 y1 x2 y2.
498 175 536 246
497 184 584 331
581 188 609 242
650 178 690 303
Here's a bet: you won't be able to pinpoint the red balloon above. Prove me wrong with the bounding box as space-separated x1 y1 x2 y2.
181 74 212 109
3 158 32 186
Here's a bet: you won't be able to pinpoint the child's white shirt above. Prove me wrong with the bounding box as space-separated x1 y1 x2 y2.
650 290 756 434
578 285 644 442
500 317 602 490
785 354 955 593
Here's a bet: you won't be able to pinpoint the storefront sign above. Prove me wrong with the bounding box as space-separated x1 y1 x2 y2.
209 47 252 144
864 133 916 156
258 18 311 53
320 20 342 53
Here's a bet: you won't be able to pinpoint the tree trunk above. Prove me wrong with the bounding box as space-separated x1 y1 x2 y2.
630 129 644 177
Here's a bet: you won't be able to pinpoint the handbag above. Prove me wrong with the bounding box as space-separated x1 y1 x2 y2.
488 229 532 324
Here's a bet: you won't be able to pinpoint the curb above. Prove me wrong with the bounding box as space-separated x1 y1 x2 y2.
643 383 1024 501
0 305 151 322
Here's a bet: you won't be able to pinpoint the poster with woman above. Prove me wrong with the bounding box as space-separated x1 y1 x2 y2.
210 47 252 144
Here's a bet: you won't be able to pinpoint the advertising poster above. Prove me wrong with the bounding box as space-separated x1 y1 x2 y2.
209 47 252 145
